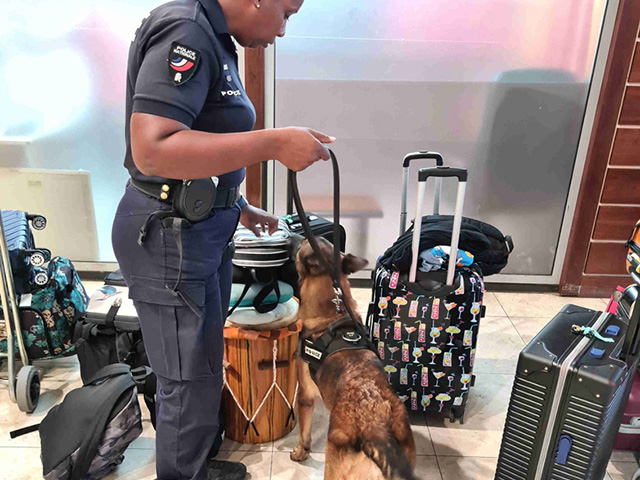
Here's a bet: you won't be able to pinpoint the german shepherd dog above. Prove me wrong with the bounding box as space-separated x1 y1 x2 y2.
291 238 416 480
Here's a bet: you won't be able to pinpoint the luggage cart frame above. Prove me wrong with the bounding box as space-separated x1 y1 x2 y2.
0 213 41 413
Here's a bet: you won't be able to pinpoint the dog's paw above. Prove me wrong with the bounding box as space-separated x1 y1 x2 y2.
290 445 310 462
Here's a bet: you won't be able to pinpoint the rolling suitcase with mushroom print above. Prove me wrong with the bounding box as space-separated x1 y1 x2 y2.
368 153 485 423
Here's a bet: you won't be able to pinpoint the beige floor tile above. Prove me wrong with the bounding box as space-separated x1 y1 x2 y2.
219 436 273 453
33 358 82 381
437 456 498 480
473 317 525 375
0 380 79 447
128 428 156 450
482 292 507 317
604 473 613 480
493 292 604 318
0 446 43 480
411 416 436 456
415 456 443 480
217 451 273 480
274 400 329 453
509 316 553 345
427 374 512 457
272 451 324 480
607 460 639 480
103 449 157 480
611 450 637 462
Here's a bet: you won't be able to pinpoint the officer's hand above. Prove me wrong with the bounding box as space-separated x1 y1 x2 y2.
239 204 279 237
276 127 335 172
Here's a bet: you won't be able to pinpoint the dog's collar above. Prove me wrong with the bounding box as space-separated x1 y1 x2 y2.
299 316 377 376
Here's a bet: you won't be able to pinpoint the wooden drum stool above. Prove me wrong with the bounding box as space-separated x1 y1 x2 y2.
222 320 301 443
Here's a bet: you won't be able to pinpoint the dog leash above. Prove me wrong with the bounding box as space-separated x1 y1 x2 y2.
288 150 359 325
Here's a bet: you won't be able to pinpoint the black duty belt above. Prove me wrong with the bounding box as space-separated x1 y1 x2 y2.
130 177 241 210
300 316 377 376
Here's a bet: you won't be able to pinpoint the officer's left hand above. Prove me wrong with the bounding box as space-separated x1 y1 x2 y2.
239 204 279 237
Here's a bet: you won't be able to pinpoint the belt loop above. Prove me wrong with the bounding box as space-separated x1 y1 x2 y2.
227 188 234 208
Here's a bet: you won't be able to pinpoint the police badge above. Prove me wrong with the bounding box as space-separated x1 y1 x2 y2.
168 42 201 86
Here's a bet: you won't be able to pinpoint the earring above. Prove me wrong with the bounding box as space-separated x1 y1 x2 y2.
254 0 261 8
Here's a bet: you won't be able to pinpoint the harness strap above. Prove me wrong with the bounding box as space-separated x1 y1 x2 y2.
300 316 377 376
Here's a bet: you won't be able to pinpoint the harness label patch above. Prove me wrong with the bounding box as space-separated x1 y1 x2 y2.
168 42 200 86
304 346 322 361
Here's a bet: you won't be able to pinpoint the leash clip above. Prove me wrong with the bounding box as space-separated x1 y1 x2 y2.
332 287 344 314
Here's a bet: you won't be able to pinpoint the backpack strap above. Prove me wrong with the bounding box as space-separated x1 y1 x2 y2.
228 270 281 316
10 424 40 439
85 363 132 385
72 320 97 349
228 281 253 317
252 277 281 314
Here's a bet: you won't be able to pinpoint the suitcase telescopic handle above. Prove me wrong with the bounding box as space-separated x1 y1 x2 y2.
400 151 445 236
402 151 444 168
409 166 468 287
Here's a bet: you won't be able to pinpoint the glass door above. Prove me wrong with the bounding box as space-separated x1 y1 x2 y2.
272 0 610 280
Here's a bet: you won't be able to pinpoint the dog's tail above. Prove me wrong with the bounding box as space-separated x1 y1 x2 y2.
360 437 417 480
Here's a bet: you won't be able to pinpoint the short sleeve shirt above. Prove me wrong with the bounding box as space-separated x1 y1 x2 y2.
123 0 256 187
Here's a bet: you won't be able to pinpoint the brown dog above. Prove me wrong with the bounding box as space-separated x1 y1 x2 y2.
291 238 416 480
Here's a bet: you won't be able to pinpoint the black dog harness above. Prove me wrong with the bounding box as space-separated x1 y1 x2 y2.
299 316 377 375
290 151 378 375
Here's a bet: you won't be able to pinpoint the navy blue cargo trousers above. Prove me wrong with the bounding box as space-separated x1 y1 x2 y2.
112 182 240 480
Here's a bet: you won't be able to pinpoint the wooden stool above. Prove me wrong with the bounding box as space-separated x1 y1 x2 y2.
222 320 301 443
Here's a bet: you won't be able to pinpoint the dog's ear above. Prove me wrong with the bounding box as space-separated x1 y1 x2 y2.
299 253 325 277
342 254 368 274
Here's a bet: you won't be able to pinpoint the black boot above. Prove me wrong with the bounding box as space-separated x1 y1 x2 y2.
206 460 247 480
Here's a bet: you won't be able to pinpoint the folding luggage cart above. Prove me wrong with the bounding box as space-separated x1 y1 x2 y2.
0 213 43 413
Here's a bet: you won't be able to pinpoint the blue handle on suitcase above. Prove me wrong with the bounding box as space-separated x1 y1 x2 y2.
555 434 572 465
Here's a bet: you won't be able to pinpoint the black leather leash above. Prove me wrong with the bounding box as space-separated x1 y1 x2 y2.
289 150 359 324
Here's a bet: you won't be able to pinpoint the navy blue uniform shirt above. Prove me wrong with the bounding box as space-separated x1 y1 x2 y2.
123 0 256 188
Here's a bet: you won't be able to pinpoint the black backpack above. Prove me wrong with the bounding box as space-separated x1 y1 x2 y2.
378 215 514 277
11 364 142 480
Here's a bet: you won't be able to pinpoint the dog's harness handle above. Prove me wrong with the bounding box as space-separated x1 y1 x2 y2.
290 151 377 375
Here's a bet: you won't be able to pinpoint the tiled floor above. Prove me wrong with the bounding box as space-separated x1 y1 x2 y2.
2 288 639 479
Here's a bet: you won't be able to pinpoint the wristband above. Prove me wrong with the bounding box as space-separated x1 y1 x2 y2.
236 194 248 209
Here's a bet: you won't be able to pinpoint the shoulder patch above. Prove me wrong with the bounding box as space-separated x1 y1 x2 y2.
168 42 201 86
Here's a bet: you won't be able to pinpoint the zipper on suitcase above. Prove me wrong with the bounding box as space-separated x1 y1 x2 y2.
533 311 611 480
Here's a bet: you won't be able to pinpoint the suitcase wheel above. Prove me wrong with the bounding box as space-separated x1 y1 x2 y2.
449 407 465 425
31 216 46 231
16 365 40 413
34 272 48 286
29 252 46 267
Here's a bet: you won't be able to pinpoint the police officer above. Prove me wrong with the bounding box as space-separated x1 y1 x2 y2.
111 0 332 479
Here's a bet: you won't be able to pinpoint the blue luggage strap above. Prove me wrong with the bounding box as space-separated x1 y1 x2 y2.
290 151 378 374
